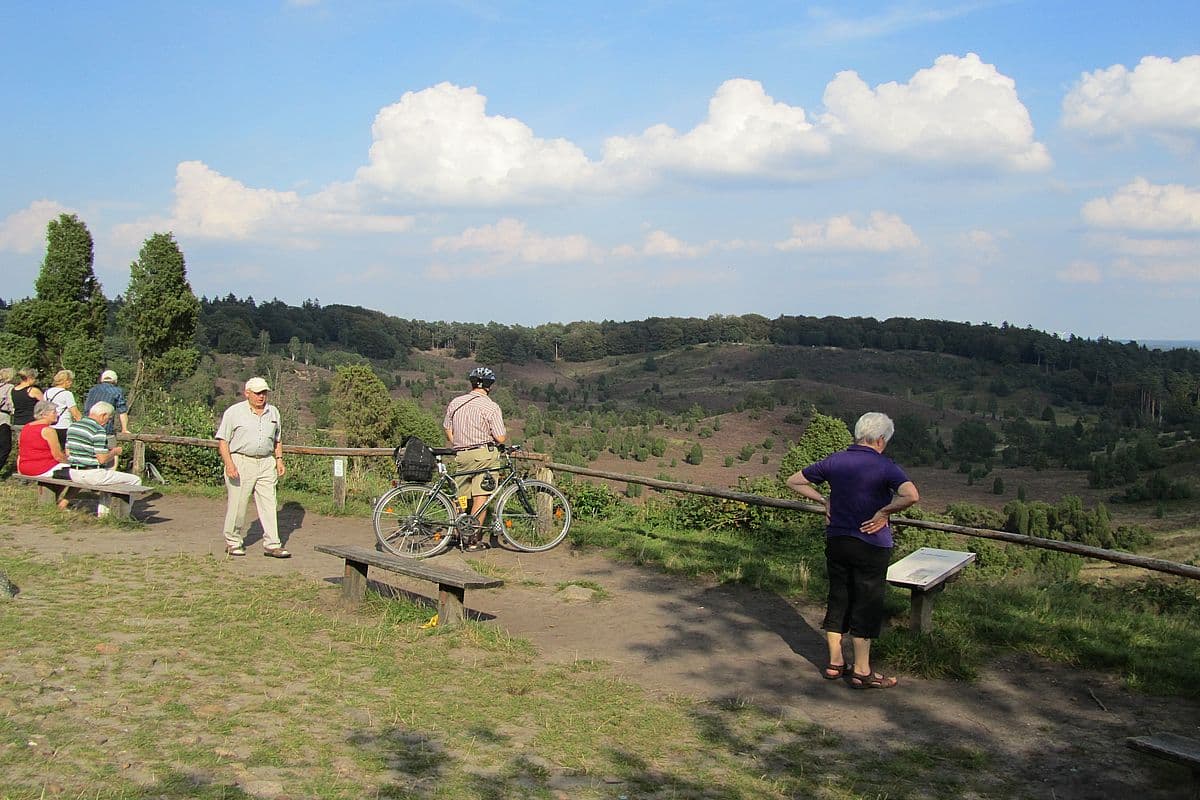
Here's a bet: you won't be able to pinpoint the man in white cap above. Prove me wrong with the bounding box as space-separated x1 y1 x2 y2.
215 377 289 558
83 369 130 449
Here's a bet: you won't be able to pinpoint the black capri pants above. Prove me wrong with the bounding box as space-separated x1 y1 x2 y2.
822 535 893 639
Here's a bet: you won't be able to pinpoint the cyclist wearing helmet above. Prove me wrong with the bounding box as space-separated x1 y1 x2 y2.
443 367 507 548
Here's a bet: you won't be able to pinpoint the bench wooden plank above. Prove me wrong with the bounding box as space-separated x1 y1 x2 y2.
14 474 152 520
14 474 153 495
886 548 976 634
1127 734 1200 798
315 544 502 627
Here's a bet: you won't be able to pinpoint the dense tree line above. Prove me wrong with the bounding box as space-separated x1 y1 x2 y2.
6 243 1197 444
183 296 1199 426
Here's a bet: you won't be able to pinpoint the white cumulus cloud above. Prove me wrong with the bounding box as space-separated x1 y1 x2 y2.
1062 55 1200 137
432 218 599 264
820 53 1051 171
777 211 920 252
114 161 413 247
0 200 74 253
354 83 597 205
103 56 1051 251
598 55 1046 183
612 229 722 259
1081 178 1200 231
602 78 830 181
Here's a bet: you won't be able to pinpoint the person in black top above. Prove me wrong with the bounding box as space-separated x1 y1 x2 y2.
10 368 43 444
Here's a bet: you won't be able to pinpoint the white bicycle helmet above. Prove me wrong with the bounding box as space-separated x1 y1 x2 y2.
468 366 497 388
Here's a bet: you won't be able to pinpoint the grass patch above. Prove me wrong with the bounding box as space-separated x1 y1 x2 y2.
0 548 1023 798
0 480 149 534
554 579 610 600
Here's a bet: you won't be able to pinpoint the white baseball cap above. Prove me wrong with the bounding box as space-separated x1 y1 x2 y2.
245 377 272 393
100 369 118 383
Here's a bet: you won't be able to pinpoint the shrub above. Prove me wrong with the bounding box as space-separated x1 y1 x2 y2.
562 479 622 519
776 410 852 485
136 391 223 485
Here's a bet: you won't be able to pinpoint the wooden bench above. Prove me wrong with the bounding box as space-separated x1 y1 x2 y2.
1127 734 1200 799
314 544 503 627
886 547 976 633
14 474 153 520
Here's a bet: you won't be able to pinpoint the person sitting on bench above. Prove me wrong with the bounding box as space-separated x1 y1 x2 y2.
65 401 142 513
17 400 74 509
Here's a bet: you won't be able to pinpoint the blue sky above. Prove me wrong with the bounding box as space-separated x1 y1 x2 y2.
2 1 1199 340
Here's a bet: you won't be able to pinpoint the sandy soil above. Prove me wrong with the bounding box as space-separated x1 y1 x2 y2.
3 491 1199 799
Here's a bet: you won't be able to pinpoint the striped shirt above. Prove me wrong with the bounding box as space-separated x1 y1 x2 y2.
443 391 506 449
66 417 108 468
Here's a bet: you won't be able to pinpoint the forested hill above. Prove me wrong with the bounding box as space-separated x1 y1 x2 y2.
193 294 1200 422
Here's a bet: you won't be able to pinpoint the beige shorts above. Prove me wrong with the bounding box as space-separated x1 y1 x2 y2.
453 447 502 497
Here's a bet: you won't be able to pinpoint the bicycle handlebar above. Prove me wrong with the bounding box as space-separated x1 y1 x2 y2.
429 443 523 458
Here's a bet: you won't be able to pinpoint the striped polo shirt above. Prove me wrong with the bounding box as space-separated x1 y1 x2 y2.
66 417 108 468
443 391 506 449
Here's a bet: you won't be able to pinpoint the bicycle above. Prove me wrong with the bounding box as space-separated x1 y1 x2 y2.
372 443 572 559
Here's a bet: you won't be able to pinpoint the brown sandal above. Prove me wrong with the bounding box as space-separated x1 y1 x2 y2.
822 663 850 680
850 671 898 689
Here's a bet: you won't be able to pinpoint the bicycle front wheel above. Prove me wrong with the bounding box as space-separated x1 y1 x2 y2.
496 480 572 552
373 484 455 559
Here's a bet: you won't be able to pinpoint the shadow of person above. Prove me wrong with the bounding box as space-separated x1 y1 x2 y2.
278 501 305 547
747 589 831 670
239 502 305 549
243 522 263 548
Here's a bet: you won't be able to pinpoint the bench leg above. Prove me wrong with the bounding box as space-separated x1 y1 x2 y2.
437 584 466 627
341 559 369 606
909 585 944 634
35 484 64 508
104 493 131 519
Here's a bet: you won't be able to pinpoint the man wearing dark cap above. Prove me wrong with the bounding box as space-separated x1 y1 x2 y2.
216 377 289 558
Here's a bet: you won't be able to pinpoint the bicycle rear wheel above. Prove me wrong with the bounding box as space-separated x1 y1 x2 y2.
373 484 455 559
496 480 572 552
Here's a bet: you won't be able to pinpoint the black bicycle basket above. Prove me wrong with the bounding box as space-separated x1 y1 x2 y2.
396 436 436 482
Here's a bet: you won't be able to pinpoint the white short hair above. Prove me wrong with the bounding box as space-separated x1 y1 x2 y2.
854 412 895 444
90 401 115 417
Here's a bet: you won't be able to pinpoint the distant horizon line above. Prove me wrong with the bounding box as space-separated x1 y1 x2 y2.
1134 339 1200 351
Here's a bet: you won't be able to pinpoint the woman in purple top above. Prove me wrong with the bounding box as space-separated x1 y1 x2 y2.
787 412 920 689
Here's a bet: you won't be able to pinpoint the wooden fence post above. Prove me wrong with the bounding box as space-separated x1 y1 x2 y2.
132 440 146 478
333 458 346 510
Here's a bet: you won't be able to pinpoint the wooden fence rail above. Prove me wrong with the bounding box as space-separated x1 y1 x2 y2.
118 433 1200 582
546 461 1200 582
